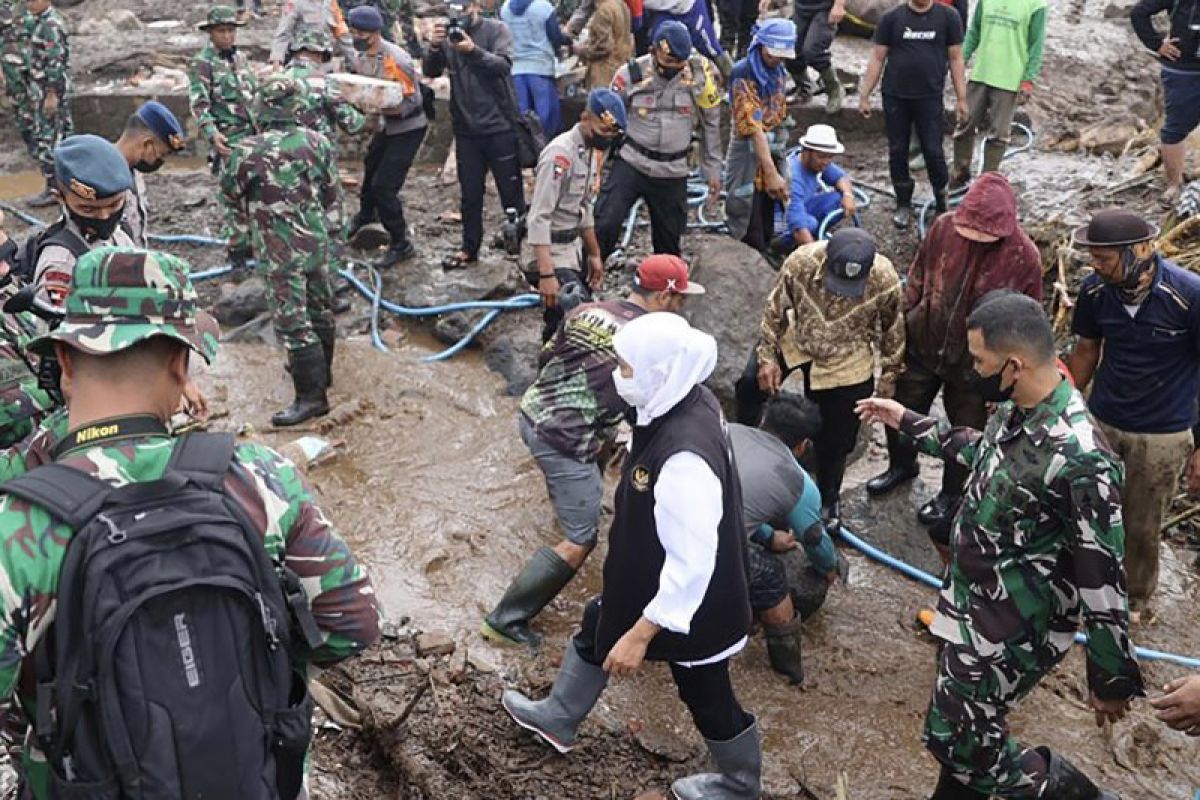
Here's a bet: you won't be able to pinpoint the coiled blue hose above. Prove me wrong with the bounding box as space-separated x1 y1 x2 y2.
836 524 1200 670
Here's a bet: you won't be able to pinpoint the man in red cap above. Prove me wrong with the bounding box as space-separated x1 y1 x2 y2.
482 254 705 647
865 172 1041 531
1066 208 1200 620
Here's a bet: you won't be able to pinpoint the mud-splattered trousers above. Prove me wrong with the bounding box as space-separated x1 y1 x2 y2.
221 125 341 352
1 5 36 158
900 379 1144 795
24 8 71 180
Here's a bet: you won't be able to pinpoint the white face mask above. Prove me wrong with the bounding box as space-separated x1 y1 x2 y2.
612 368 648 409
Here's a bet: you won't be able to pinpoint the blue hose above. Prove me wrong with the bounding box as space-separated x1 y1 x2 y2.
368 267 387 353
423 308 503 363
836 524 1200 670
1 204 229 249
337 267 539 316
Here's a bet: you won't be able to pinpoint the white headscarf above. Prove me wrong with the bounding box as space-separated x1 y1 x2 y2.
612 312 718 426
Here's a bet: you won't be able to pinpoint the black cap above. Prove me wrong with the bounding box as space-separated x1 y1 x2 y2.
1073 208 1159 248
823 228 876 298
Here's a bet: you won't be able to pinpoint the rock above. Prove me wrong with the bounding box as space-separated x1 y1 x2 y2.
415 631 456 657
632 725 696 763
1102 1 1134 17
778 546 833 620
447 646 469 683
680 234 778 414
466 647 499 674
387 253 523 309
481 325 541 396
433 311 475 346
213 276 270 326
1078 121 1142 157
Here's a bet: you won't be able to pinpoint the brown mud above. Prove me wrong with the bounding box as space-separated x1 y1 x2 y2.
4 0 1200 795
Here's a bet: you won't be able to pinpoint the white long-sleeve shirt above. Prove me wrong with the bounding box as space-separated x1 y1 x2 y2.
642 450 747 667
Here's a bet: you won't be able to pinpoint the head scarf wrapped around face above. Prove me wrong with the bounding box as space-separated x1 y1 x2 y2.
740 19 796 103
612 312 718 426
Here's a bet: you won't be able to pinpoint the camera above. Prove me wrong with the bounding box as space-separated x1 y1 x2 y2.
447 19 466 43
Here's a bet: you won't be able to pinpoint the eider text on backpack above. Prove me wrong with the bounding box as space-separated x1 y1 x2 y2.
4 432 323 799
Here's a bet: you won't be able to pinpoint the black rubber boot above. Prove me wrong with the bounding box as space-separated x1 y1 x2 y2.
821 501 841 530
26 183 56 208
934 189 949 214
764 616 804 685
917 491 961 527
982 139 1007 174
1039 747 1120 800
272 344 330 427
481 546 577 647
929 767 989 799
892 181 915 229
866 463 920 496
316 327 336 388
375 242 416 269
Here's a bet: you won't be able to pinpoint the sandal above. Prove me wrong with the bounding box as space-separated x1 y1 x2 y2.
441 252 478 271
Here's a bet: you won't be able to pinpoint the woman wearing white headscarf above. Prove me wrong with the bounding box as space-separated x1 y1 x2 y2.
501 312 760 800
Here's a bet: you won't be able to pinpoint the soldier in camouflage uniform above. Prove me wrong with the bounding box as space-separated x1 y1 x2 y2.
0 0 36 162
286 29 366 144
482 255 704 647
22 0 72 207
857 292 1141 800
0 245 379 799
221 74 341 428
269 0 354 64
188 5 259 266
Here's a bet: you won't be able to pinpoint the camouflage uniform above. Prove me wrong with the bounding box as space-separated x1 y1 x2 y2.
0 246 379 799
220 76 341 353
0 281 56 448
0 0 36 157
270 0 354 63
901 379 1144 795
187 29 259 253
26 5 72 180
376 0 421 52
287 55 366 144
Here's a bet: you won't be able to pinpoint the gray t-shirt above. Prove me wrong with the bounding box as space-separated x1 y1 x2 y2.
728 423 809 536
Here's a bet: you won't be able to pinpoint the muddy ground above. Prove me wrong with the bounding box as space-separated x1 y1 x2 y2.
3 0 1200 796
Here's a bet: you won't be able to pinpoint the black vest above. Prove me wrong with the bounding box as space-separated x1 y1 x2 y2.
596 386 752 663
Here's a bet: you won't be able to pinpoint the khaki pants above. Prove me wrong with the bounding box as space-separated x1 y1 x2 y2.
951 81 1018 176
1095 421 1193 605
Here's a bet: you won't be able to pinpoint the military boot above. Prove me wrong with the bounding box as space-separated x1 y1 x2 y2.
482 546 576 647
1039 748 1121 799
26 182 56 208
929 767 989 800
981 139 1007 174
892 180 915 229
819 67 845 115
949 134 974 191
672 718 762 800
272 343 330 427
764 616 804 684
316 327 336 388
501 644 608 753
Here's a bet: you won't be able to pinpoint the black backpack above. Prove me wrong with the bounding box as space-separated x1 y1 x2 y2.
5 432 322 799
12 218 88 283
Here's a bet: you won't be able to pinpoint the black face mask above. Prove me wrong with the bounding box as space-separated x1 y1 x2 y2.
134 157 164 173
68 206 124 242
352 36 372 52
968 358 1016 404
590 134 618 151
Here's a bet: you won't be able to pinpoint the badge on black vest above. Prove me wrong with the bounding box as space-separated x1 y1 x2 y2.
630 464 652 492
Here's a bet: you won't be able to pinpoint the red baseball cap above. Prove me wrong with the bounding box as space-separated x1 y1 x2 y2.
634 254 705 295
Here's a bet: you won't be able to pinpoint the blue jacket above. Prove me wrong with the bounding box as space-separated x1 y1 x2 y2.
786 153 846 234
500 0 568 76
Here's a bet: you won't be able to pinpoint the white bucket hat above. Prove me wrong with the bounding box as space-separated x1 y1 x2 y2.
798 123 845 155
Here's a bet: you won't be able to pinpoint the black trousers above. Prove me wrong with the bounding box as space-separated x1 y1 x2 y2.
573 598 752 742
740 189 778 253
456 130 526 258
785 6 836 82
885 355 987 497
594 157 688 260
360 127 426 248
883 93 949 193
716 0 757 57
734 354 873 507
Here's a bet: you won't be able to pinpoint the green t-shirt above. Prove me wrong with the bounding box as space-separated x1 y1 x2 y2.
963 0 1047 92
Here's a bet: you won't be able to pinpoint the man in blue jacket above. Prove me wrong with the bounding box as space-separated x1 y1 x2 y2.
773 123 856 254
501 0 570 137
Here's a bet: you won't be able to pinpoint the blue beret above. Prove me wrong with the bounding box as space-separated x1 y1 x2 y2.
587 88 626 131
347 5 383 31
53 135 134 200
652 20 692 60
136 101 186 151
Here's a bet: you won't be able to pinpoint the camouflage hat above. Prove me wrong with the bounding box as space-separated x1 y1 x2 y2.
197 5 243 30
28 247 220 364
256 73 308 124
289 28 333 55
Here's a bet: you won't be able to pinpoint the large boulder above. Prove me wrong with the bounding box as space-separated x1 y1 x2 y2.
213 276 270 326
680 234 778 415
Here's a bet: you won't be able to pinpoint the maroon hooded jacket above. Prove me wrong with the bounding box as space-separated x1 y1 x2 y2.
903 173 1043 381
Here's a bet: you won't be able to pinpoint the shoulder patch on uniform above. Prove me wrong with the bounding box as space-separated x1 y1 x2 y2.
552 153 571 179
631 465 652 492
